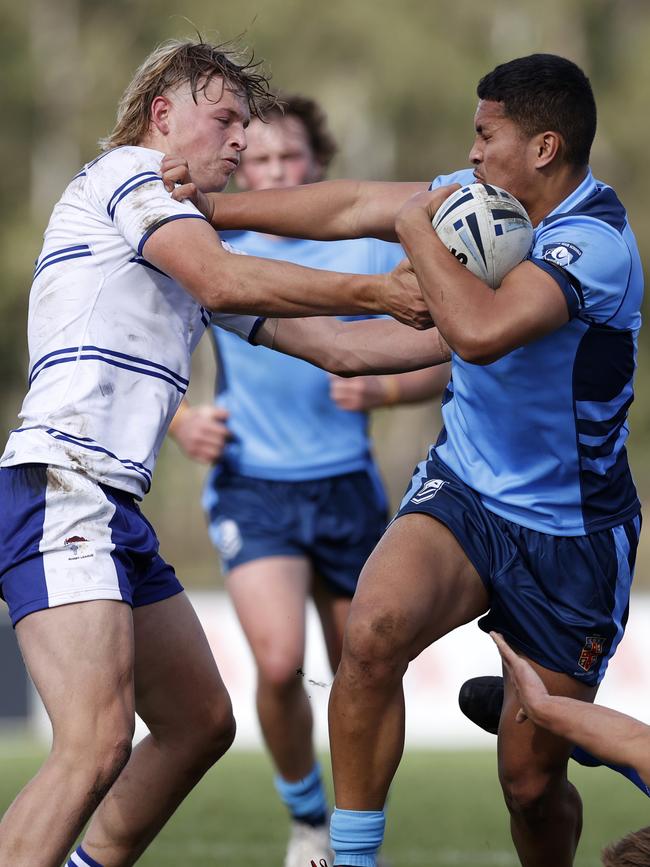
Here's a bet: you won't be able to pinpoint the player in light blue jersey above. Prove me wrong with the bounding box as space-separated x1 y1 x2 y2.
0 41 435 867
169 94 447 867
165 53 643 867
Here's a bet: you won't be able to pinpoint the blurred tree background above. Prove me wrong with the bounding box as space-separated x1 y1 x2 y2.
1 0 648 586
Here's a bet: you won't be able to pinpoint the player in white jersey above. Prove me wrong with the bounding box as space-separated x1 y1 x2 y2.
169 93 448 867
164 54 643 867
0 39 431 867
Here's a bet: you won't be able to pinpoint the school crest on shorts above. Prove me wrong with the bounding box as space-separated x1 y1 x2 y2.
63 535 94 561
411 479 446 505
215 519 242 561
577 635 605 672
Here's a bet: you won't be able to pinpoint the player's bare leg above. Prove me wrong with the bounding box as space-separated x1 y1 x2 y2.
329 513 489 810
312 573 351 673
228 557 337 866
0 601 135 867
498 655 597 867
80 592 235 866
227 556 316 780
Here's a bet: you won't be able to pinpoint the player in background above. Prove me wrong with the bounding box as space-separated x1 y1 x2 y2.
164 53 643 867
491 633 650 867
168 93 448 867
0 38 433 867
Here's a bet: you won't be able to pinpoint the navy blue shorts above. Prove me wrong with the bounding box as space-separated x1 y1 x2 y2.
0 464 183 626
395 449 641 686
203 466 388 597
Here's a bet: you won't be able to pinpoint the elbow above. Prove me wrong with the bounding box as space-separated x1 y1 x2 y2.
197 283 238 314
185 265 246 312
451 338 501 366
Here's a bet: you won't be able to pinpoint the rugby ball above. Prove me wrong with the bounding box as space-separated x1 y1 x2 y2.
432 183 533 288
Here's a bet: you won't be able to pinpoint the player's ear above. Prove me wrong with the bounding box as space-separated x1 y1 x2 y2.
150 95 172 136
533 131 562 168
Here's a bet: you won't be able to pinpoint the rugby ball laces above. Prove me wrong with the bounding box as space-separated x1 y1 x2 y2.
432 183 533 288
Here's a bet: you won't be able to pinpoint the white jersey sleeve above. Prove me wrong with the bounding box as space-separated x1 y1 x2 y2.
86 146 207 254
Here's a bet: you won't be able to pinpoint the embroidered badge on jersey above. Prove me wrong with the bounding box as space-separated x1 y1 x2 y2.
542 242 583 267
411 479 446 505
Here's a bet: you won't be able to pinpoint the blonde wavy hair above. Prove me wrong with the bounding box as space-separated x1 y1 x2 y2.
100 38 274 151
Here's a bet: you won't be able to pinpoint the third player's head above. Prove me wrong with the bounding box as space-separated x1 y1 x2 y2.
103 38 274 192
601 825 650 866
469 53 597 214
234 94 338 191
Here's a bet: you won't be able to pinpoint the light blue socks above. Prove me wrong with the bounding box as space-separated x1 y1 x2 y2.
274 761 329 826
330 807 385 867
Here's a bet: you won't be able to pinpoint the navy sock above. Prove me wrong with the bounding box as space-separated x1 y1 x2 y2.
67 845 105 867
274 761 328 826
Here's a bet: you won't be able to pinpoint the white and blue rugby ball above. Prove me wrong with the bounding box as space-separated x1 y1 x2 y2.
432 183 533 288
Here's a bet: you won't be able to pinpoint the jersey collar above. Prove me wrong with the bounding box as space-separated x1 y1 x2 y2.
543 168 597 223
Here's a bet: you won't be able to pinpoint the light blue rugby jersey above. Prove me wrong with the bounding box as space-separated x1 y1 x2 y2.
211 233 405 480
430 169 643 535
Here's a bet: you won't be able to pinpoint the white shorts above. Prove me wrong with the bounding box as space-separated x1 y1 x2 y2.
0 464 182 626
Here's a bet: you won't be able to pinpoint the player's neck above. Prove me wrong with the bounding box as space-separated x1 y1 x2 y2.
527 165 589 227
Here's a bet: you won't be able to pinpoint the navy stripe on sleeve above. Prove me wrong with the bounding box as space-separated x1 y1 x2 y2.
137 213 207 256
107 172 162 219
529 257 583 318
248 317 267 345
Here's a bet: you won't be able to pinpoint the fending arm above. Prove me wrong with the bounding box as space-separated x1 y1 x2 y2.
253 316 451 376
492 632 650 787
161 158 428 241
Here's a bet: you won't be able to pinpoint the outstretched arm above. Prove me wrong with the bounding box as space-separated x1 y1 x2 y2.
330 365 450 411
252 316 451 376
143 218 432 329
492 632 650 787
162 157 428 241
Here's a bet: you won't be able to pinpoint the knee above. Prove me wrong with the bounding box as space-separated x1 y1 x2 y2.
91 736 133 800
341 609 410 685
54 717 134 803
257 652 305 695
181 696 237 767
499 765 558 818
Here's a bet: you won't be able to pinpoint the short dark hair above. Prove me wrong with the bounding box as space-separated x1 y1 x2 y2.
264 93 338 171
602 826 650 866
477 53 596 167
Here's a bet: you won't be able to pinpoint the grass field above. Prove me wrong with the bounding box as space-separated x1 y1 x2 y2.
1 739 647 866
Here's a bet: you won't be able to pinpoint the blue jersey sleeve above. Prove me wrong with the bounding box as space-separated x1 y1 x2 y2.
428 169 475 191
530 216 634 324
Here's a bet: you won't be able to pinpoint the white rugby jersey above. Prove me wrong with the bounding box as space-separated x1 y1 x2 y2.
1 145 232 497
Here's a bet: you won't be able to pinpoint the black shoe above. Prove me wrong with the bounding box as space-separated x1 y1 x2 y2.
458 675 504 735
